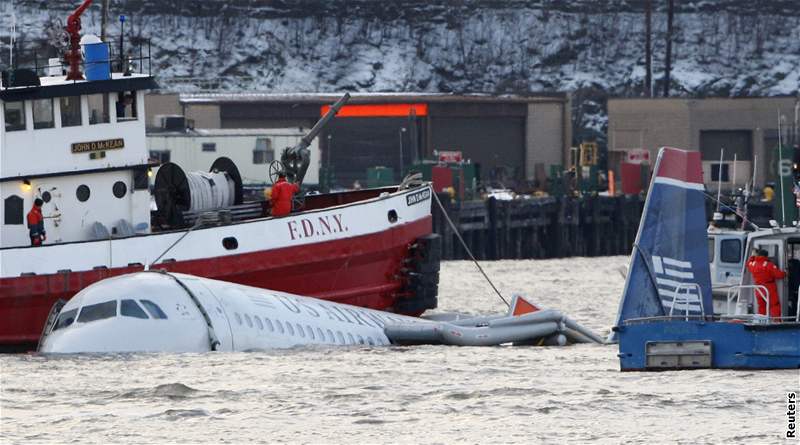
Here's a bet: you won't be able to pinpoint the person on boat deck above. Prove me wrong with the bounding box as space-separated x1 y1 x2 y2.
746 248 785 318
26 198 46 247
270 172 300 217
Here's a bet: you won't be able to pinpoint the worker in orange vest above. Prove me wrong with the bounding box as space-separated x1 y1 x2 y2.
745 248 785 318
27 198 46 246
270 172 300 217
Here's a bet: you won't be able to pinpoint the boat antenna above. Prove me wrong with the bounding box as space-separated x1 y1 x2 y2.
431 191 509 308
778 111 786 226
715 148 724 212
742 154 758 230
703 190 760 231
9 9 15 69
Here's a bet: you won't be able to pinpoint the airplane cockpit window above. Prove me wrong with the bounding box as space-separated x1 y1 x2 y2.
53 309 78 331
139 300 168 319
77 301 118 323
121 299 149 319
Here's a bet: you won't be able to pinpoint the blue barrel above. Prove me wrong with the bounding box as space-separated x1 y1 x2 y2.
84 42 110 81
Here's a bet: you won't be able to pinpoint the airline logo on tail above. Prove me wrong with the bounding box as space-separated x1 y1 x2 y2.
652 255 703 313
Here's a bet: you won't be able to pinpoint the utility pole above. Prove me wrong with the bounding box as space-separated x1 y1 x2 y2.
100 0 109 42
645 0 652 97
664 0 674 97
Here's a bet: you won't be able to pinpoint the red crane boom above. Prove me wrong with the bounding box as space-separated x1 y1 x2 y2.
65 0 94 81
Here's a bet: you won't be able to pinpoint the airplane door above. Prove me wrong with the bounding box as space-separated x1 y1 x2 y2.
752 239 785 316
35 184 62 243
171 275 235 351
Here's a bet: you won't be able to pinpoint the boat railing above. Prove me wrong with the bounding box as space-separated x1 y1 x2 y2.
724 284 773 322
1 39 152 90
670 282 705 320
796 284 800 323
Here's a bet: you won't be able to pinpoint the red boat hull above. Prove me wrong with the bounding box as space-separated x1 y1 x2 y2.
0 216 432 350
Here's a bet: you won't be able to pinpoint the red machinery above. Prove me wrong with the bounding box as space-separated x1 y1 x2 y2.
65 0 94 81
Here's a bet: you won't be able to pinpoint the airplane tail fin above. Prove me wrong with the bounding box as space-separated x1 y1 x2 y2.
611 147 713 331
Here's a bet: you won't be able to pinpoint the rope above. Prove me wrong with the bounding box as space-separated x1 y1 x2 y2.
702 190 760 231
432 192 509 308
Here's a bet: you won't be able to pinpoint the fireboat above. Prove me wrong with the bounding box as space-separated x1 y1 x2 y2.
0 0 439 351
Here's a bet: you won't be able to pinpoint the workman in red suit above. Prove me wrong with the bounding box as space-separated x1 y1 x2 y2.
270 173 300 217
27 198 46 246
746 248 785 318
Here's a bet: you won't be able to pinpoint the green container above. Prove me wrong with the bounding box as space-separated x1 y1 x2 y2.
366 166 395 188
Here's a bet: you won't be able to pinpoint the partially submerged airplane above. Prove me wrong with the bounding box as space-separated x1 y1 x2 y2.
39 271 602 353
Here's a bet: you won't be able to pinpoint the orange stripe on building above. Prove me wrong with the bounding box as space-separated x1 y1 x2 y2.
320 103 428 117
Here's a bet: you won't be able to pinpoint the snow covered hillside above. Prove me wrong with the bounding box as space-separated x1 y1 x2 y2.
4 0 800 141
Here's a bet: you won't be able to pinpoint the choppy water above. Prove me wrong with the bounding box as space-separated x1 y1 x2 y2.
2 257 797 444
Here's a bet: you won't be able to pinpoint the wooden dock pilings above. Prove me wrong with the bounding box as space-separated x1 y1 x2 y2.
432 194 644 260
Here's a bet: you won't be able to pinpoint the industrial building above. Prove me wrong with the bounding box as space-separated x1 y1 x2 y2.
608 97 800 189
145 92 571 190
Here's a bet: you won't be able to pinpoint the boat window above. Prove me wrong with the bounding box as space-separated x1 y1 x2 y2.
264 318 274 332
275 320 285 334
116 91 137 121
88 93 109 124
202 143 216 152
77 300 117 323
59 96 82 127
120 299 148 319
254 316 264 330
357 335 365 345
296 323 305 338
76 185 91 202
4 101 25 131
253 138 274 164
347 333 355 345
707 238 714 263
139 300 168 319
286 323 295 336
4 195 24 225
305 325 314 340
32 98 55 129
244 314 253 328
112 181 127 199
234 312 242 325
366 337 375 346
53 308 78 331
720 239 742 264
336 331 345 345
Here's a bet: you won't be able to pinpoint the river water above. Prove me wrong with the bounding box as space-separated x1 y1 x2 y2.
1 257 796 444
